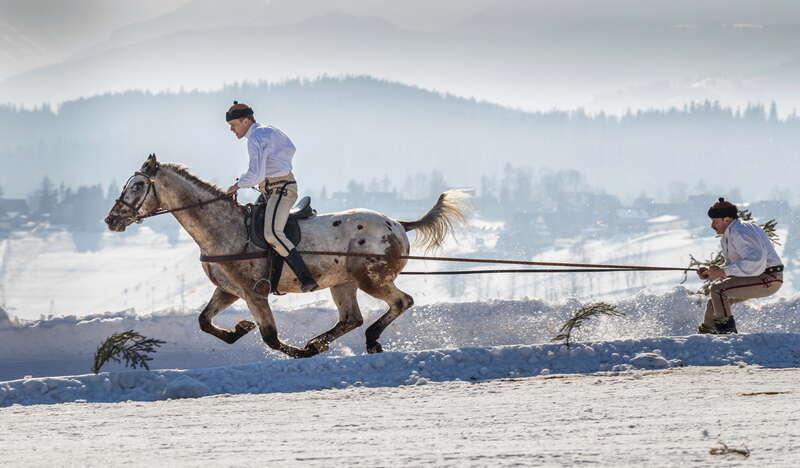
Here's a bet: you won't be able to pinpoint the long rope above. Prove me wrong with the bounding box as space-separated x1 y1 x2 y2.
399 267 669 275
298 250 696 272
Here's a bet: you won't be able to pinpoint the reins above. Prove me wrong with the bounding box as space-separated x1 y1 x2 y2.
117 163 235 223
134 193 234 221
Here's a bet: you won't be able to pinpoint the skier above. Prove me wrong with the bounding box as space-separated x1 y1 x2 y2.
697 197 783 333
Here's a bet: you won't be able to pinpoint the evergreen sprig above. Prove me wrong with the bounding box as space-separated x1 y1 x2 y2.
552 302 624 347
92 330 165 374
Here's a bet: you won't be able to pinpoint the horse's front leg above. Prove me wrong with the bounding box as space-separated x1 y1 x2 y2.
198 287 256 344
242 291 316 358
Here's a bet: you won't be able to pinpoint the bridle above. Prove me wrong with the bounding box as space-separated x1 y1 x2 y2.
114 162 234 224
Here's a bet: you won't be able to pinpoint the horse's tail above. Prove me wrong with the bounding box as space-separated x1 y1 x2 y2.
399 190 470 252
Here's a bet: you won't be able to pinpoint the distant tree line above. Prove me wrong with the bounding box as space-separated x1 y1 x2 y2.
2 77 800 200
25 177 117 231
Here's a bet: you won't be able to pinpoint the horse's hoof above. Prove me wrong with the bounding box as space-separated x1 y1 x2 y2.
291 347 318 359
235 320 257 334
305 339 329 354
367 341 383 354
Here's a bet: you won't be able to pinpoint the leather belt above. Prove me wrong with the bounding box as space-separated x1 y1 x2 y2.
264 180 295 197
266 179 296 187
764 265 784 274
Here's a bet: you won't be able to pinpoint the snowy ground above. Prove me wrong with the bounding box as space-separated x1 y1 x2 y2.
2 365 798 466
2 331 799 407
2 222 798 465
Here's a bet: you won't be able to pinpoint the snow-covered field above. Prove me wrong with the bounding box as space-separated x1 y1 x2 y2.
2 222 799 465
2 366 798 466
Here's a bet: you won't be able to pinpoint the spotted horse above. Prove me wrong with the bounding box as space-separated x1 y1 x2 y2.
105 154 468 358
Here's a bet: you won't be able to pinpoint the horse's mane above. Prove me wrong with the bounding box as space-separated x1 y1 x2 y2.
162 163 226 197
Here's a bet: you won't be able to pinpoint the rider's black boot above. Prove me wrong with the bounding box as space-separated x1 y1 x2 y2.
285 248 319 292
714 316 738 334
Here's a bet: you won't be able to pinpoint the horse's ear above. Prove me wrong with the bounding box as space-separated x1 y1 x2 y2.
141 153 159 174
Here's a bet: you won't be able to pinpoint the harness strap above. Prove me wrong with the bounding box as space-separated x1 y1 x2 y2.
200 250 271 263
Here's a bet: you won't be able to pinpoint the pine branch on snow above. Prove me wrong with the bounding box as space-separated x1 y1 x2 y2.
552 302 624 347
92 330 165 374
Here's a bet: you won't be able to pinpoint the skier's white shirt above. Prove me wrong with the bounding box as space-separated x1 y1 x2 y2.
237 122 295 187
721 219 782 277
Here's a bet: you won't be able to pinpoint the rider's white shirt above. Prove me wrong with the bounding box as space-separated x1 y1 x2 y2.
721 218 782 277
237 122 295 187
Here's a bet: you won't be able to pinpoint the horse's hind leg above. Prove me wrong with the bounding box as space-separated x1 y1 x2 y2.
304 283 364 354
198 287 256 344
359 281 414 354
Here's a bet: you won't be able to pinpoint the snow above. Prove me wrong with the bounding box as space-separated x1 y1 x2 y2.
3 222 799 465
647 214 681 223
2 331 799 407
1 366 798 466
2 286 799 382
162 375 211 399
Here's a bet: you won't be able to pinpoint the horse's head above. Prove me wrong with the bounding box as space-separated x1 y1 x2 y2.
104 154 162 232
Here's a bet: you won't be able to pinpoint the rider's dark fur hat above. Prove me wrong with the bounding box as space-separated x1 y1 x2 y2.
226 101 254 122
707 197 738 219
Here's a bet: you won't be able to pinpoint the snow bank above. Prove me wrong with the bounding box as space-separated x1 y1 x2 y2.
2 333 799 407
2 287 799 381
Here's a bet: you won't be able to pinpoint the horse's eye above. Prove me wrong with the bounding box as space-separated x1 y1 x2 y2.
131 185 141 192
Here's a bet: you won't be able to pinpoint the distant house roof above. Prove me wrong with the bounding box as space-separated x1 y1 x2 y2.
0 198 29 213
647 214 681 224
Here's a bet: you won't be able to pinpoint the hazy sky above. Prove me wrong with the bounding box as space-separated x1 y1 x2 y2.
3 1 800 201
3 1 800 112
0 0 189 77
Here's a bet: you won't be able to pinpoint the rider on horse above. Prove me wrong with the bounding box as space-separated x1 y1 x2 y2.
224 101 318 292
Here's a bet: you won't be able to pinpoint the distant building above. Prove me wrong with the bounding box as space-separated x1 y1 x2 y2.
746 200 791 221
647 214 689 232
614 207 651 232
0 198 31 233
0 198 29 216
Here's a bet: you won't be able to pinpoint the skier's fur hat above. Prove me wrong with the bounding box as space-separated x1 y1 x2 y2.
707 197 738 219
226 101 254 122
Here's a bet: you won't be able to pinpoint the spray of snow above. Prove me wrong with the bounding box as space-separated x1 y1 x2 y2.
1 287 798 381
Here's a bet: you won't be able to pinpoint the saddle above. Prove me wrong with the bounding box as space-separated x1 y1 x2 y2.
244 195 316 294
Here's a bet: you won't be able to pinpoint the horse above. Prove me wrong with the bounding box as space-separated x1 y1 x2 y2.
104 154 468 358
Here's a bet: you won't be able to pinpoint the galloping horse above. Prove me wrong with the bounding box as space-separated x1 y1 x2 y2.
105 154 468 358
